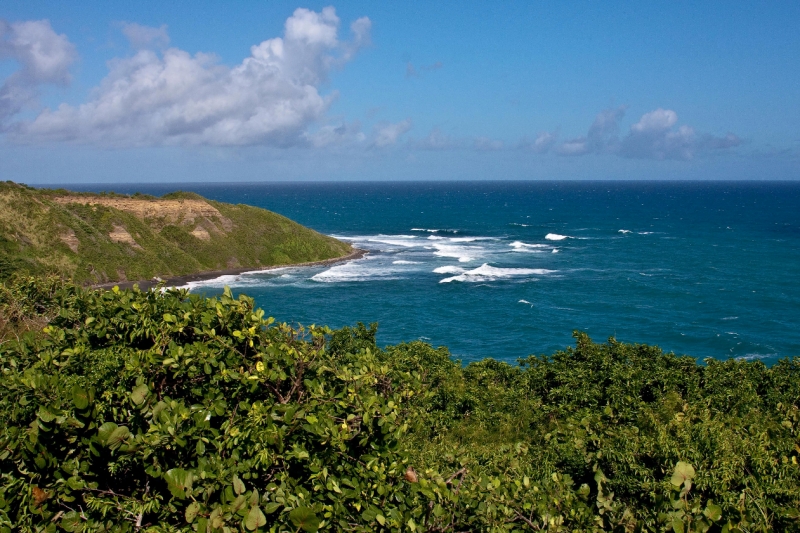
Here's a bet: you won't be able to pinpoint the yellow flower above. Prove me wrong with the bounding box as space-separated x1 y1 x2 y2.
256 361 265 372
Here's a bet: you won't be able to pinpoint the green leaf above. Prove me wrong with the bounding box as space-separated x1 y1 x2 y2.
185 501 200 523
71 386 90 410
107 426 131 449
233 474 245 495
245 505 267 531
672 518 685 533
163 313 176 322
130 384 149 406
196 439 206 456
165 468 193 499
97 422 118 444
61 511 82 532
263 502 281 514
704 502 722 522
670 462 695 487
289 506 321 532
37 406 56 423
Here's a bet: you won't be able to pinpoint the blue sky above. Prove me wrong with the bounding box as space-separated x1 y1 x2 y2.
1 1 798 182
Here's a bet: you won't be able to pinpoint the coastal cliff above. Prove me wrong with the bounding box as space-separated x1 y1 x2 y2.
0 181 353 284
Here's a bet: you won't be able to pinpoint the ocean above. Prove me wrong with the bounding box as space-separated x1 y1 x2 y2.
64 181 800 364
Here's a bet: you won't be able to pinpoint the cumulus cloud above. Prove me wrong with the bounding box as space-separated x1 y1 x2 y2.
518 131 557 153
371 119 412 147
557 106 626 156
413 127 456 150
304 120 364 148
554 106 741 160
121 22 170 49
0 19 76 123
7 7 371 147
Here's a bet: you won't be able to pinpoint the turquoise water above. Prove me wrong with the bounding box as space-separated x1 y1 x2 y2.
66 181 800 364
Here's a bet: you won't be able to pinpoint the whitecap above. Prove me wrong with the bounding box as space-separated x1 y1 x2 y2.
722 316 738 321
433 266 465 274
312 260 403 283
638 231 654 235
551 248 559 253
438 263 556 283
510 241 549 249
392 260 421 265
432 243 483 262
510 223 531 227
618 229 632 234
737 353 776 361
545 233 570 241
411 228 439 233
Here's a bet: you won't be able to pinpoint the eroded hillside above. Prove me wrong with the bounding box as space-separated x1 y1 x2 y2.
0 182 352 284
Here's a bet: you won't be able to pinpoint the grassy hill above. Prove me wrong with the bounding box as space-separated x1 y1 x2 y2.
0 181 353 284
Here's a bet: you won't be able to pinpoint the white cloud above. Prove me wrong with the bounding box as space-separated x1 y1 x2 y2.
557 106 626 156
7 7 371 147
121 23 170 49
554 106 740 160
630 108 677 133
371 119 412 147
519 131 557 153
0 19 76 122
413 128 456 150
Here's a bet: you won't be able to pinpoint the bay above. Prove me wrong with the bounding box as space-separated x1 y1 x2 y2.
64 181 800 364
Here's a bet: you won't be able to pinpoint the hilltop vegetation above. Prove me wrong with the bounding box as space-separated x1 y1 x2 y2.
1 277 798 532
0 181 352 284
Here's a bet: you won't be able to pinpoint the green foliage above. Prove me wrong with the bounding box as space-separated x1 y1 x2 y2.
0 277 799 532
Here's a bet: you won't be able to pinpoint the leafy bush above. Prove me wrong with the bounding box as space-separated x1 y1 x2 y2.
0 278 798 532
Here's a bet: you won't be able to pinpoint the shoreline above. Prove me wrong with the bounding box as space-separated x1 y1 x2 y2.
91 247 368 291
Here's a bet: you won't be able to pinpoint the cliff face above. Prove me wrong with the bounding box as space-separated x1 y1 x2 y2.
0 182 352 284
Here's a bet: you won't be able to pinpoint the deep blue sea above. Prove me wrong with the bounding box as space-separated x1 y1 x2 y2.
64 181 800 364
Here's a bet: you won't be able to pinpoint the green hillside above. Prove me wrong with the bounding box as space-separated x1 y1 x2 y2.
0 181 352 284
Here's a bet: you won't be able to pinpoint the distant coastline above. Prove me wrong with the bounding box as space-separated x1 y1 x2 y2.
92 247 368 291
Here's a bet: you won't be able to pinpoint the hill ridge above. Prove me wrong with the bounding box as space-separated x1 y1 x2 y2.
0 181 354 285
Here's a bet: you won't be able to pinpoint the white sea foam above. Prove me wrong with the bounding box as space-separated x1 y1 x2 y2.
638 231 654 235
438 263 556 283
312 260 403 283
545 233 570 241
433 266 466 274
722 316 738 320
393 260 420 265
432 243 482 262
510 241 549 253
737 353 776 361
411 228 439 232
510 223 531 227
510 241 549 249
618 229 631 234
518 299 534 307
551 248 559 253
427 235 445 240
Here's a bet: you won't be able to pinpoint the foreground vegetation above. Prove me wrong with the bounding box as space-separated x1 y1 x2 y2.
0 182 351 285
0 278 798 532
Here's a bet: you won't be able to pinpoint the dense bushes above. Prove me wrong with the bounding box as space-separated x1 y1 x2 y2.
0 278 798 532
